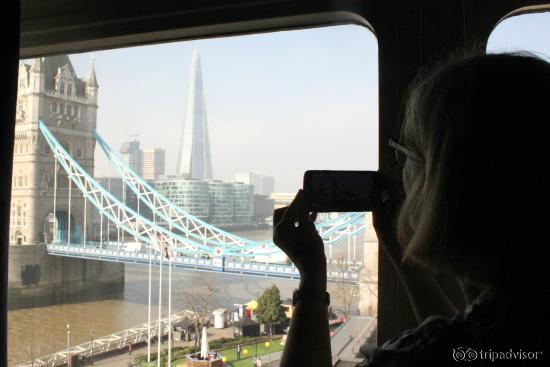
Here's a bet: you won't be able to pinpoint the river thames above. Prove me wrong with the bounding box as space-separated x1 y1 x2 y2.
7 229 363 365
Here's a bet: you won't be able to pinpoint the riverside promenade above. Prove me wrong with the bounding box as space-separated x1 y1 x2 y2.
17 311 232 367
93 326 235 366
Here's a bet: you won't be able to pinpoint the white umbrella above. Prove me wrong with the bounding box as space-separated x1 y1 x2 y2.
200 326 209 359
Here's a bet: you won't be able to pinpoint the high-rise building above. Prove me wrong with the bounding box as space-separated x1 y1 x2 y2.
119 142 165 180
120 140 141 174
253 194 275 225
234 172 275 196
140 148 165 180
155 178 210 220
208 181 234 224
155 178 253 225
10 55 98 245
176 50 214 179
232 183 254 224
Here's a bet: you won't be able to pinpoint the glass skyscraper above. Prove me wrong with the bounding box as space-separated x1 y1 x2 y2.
176 50 214 180
155 179 210 219
155 178 253 225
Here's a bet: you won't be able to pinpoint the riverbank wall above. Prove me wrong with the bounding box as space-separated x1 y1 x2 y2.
8 244 125 309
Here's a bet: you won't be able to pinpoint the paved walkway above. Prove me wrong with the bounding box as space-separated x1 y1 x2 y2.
93 327 235 366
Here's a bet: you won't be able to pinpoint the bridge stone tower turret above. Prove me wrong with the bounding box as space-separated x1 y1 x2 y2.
10 55 99 245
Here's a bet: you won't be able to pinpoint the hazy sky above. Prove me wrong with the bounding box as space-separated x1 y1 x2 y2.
57 13 548 192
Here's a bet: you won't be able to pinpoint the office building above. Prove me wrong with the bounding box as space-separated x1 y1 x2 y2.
253 195 275 225
141 148 165 180
155 178 253 225
119 142 165 181
208 181 234 224
120 140 141 175
234 172 275 196
233 183 254 224
155 178 210 219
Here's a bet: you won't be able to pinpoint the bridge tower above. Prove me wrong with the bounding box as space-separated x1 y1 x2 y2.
359 212 379 319
10 55 99 245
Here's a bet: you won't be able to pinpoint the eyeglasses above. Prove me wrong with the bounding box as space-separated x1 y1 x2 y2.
388 137 423 167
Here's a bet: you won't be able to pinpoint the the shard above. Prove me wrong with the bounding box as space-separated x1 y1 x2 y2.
177 50 214 179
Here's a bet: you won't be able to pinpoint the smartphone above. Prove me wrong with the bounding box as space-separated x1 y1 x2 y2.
303 170 378 212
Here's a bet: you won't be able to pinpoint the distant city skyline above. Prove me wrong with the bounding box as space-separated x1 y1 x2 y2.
48 25 380 192
31 14 550 192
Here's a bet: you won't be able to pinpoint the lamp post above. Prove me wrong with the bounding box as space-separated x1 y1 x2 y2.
147 243 152 362
90 329 94 366
157 245 163 367
66 324 71 367
168 250 173 366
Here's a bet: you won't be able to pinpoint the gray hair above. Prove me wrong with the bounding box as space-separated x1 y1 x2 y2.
396 51 550 289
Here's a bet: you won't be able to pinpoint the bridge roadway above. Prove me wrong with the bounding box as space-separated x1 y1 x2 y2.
47 244 363 283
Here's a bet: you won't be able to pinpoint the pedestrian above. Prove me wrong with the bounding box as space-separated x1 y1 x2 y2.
252 356 257 367
236 344 241 360
257 357 262 367
128 343 132 357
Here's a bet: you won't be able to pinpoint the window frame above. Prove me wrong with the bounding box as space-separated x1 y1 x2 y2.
4 3 549 363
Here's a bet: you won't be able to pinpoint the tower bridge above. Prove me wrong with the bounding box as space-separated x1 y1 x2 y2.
34 117 368 366
14 54 372 367
39 120 367 281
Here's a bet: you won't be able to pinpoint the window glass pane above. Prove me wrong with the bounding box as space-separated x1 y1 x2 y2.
487 12 550 56
9 25 379 364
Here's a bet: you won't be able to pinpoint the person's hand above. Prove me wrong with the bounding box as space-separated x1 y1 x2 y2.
273 190 326 291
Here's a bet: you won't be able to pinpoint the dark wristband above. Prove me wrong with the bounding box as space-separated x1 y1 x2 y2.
292 288 330 307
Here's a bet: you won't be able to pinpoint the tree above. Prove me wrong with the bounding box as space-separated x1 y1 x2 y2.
256 285 286 336
358 260 378 317
329 257 360 320
179 275 218 346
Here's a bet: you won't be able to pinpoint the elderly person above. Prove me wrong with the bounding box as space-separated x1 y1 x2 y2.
274 52 550 366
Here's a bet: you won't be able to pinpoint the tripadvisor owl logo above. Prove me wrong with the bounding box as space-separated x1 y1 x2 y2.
452 347 544 362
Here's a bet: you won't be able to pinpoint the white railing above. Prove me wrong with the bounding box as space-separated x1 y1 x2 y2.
17 311 192 367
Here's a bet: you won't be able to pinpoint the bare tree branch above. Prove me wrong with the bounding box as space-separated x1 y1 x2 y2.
179 275 219 345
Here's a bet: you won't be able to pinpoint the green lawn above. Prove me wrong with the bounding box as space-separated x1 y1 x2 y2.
171 339 284 367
